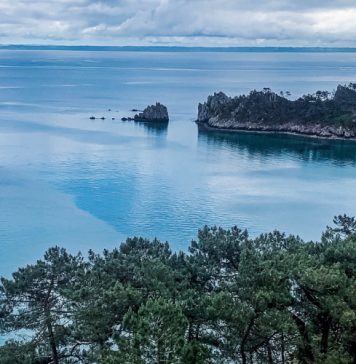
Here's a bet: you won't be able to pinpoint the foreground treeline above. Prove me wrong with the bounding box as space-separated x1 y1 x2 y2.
1 216 356 364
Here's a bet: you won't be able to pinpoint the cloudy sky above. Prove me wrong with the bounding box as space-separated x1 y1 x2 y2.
1 0 356 47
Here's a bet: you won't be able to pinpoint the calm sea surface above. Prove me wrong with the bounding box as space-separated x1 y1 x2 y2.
1 50 356 278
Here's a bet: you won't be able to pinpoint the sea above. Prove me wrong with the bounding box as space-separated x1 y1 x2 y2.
1 49 356 279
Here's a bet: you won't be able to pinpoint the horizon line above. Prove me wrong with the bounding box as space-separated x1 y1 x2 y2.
1 45 356 52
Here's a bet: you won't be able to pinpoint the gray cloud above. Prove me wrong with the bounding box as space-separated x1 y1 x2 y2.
0 0 356 46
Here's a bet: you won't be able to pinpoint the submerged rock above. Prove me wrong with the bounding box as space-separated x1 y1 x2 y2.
134 102 169 122
196 83 356 140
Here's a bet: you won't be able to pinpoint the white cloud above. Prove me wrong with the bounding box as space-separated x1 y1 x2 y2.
0 0 356 46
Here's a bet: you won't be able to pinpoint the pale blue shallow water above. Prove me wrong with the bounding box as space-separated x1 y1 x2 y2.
1 50 356 279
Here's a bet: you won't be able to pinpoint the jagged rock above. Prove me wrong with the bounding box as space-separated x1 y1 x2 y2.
320 129 332 137
196 84 356 140
134 102 169 122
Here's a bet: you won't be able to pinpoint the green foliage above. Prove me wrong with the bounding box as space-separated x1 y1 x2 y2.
0 247 86 364
119 298 188 363
2 217 356 363
0 341 43 364
205 84 356 129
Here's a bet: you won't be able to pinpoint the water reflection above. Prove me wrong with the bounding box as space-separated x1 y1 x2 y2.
197 124 356 166
140 122 169 136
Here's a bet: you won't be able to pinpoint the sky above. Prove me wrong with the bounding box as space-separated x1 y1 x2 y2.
1 0 356 47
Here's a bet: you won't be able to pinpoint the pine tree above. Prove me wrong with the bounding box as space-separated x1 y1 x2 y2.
0 247 85 363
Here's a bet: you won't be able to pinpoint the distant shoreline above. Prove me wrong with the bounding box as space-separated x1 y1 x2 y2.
2 45 356 53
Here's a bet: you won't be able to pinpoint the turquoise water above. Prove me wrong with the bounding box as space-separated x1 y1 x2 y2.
1 50 356 278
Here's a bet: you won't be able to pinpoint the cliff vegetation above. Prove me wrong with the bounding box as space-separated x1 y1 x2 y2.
197 83 356 139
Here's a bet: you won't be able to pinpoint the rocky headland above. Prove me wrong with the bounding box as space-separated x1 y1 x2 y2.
133 102 169 122
196 83 356 139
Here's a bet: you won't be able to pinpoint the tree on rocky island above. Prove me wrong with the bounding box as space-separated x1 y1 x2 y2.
326 213 356 237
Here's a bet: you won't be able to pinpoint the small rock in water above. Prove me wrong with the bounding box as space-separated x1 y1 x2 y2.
134 102 169 122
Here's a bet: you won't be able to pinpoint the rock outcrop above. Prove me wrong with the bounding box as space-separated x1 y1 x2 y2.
196 84 356 139
134 102 169 122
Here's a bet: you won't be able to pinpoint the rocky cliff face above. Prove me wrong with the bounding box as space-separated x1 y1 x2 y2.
134 102 169 122
197 84 356 139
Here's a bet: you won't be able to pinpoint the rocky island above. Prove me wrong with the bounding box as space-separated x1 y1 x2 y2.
196 83 356 139
134 102 169 122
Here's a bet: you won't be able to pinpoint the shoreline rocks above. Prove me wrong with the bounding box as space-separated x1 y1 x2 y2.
196 120 355 140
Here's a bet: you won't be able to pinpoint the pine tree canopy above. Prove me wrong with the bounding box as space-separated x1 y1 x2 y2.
1 216 356 363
